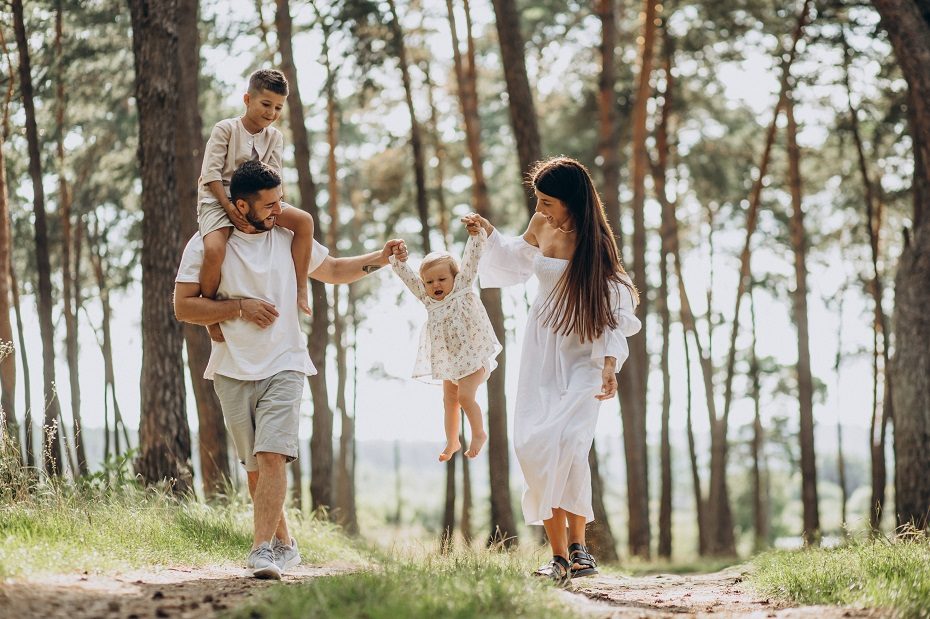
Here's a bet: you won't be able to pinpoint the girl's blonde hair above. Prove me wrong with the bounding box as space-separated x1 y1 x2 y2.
419 251 459 278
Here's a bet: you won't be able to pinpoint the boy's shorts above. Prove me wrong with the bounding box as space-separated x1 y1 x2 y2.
213 371 304 472
198 200 233 237
197 199 295 237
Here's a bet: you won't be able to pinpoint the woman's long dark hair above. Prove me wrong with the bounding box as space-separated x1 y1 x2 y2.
532 156 639 341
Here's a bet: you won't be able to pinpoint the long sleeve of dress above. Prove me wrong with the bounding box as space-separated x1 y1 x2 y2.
457 228 487 288
478 228 540 288
390 255 429 304
590 275 642 367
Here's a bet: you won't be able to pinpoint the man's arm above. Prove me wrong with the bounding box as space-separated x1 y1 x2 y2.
174 282 279 328
310 239 408 285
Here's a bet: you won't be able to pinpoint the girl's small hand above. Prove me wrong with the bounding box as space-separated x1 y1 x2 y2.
461 213 493 236
596 358 618 400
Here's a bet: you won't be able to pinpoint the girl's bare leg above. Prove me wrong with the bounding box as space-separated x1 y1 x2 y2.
543 507 569 559
457 368 488 458
566 510 588 570
440 380 462 462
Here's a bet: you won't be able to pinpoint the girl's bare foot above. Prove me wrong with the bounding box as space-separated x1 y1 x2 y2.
464 431 487 458
439 439 461 462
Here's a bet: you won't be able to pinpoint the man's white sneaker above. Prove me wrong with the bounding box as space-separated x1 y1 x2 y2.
247 542 282 580
272 536 301 571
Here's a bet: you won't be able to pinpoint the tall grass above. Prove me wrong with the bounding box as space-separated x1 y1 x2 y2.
231 549 573 619
751 534 930 617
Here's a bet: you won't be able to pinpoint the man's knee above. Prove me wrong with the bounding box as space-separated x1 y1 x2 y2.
255 451 287 470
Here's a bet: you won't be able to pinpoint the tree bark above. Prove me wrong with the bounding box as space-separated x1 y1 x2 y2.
441 455 456 553
587 441 619 562
833 294 849 532
12 0 64 476
596 0 622 238
620 0 659 559
175 0 230 498
749 284 769 551
10 265 32 467
0 93 16 443
489 0 541 215
128 0 193 493
870 0 930 531
461 424 473 544
275 0 334 515
387 0 431 253
786 95 819 544
446 0 517 545
681 323 706 554
54 3 87 477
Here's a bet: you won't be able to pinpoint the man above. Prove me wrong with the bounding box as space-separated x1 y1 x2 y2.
174 160 408 579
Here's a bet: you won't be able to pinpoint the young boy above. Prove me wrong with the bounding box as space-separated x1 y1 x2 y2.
197 69 313 341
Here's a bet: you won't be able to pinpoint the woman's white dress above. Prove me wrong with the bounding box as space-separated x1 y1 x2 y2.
390 229 502 383
478 229 641 525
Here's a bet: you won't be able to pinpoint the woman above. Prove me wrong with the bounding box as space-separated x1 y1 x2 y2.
463 156 640 583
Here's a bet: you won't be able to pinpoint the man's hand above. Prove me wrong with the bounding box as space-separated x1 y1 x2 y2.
240 298 279 328
225 200 257 234
372 239 408 268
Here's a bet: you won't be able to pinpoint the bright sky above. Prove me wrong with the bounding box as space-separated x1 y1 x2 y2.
8 1 884 461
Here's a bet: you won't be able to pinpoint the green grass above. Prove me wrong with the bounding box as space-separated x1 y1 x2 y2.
230 549 574 619
0 483 367 577
751 536 930 617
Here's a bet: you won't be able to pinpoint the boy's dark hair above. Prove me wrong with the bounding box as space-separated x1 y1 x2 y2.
230 161 281 204
248 69 289 96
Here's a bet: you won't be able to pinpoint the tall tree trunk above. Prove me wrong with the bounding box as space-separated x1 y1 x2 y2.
655 32 675 560
834 293 849 532
128 0 192 493
588 441 619 562
713 0 812 554
597 0 622 237
441 455 456 553
682 324 706 554
620 0 658 560
0 78 16 443
55 3 87 477
13 0 64 476
870 0 930 531
841 30 892 532
175 0 230 498
461 424 473 544
749 284 769 551
275 0 334 515
387 0 430 253
10 266 32 467
489 0 541 215
786 94 819 544
421 54 452 249
446 0 516 545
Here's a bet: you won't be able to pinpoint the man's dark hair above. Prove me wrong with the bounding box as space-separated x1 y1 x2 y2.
230 161 281 205
248 69 289 96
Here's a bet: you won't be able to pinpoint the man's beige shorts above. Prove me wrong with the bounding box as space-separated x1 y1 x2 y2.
213 371 304 472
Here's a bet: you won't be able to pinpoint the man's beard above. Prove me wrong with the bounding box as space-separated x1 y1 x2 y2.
246 210 274 231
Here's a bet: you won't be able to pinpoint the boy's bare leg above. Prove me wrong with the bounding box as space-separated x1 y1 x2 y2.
201 228 233 342
275 207 314 316
247 470 290 544
439 380 462 462
457 368 487 458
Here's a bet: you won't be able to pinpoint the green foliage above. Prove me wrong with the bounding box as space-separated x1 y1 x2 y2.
752 536 930 617
0 484 366 577
230 549 573 619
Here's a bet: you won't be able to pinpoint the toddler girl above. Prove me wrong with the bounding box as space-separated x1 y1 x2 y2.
390 226 501 462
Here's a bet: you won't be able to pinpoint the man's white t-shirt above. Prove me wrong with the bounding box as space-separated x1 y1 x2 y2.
176 228 329 381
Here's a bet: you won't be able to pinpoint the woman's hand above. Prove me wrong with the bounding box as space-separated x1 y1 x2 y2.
596 357 618 400
461 213 493 236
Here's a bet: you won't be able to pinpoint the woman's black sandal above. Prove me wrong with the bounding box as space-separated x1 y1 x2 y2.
568 543 598 578
533 555 571 585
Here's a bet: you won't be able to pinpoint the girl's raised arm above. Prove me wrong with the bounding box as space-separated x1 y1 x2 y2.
389 254 429 303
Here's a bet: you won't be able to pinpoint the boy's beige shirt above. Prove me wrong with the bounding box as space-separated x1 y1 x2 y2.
197 117 284 205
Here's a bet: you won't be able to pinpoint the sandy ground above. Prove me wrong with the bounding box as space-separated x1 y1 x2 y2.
0 563 357 618
562 567 883 618
0 564 884 618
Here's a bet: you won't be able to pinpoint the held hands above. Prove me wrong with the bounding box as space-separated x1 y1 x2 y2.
382 239 409 263
461 213 493 236
225 200 258 234
240 298 279 328
596 357 618 401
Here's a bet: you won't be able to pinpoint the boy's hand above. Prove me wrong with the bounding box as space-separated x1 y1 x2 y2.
224 201 257 234
240 298 279 328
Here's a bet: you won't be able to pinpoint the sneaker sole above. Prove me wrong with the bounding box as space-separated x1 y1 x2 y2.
252 565 282 580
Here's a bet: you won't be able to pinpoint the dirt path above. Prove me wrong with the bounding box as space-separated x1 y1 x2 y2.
1 565 882 618
0 563 358 618
562 567 881 618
